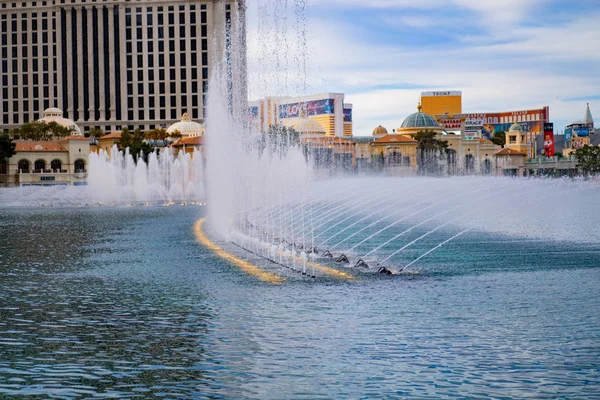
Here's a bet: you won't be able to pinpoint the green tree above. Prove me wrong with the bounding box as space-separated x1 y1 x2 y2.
414 130 449 174
0 134 16 163
11 121 74 141
573 145 600 177
145 128 182 144
119 128 155 163
490 131 506 147
88 127 105 138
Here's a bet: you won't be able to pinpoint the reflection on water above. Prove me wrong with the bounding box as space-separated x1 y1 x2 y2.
0 207 599 398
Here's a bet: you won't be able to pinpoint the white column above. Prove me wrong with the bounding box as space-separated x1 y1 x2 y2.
107 5 116 121
142 5 149 126
65 8 74 120
185 6 192 117
87 7 95 121
76 7 84 122
118 4 127 126
98 6 106 121
174 7 182 120
55 9 63 110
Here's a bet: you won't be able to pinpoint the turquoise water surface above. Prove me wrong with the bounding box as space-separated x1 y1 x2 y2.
0 206 599 398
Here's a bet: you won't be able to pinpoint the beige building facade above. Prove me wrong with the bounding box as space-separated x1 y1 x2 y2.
0 0 245 135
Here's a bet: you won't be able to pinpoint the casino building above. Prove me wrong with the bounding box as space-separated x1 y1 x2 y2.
0 0 246 134
249 93 353 138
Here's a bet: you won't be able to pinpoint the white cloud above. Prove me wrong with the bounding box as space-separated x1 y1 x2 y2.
245 0 600 135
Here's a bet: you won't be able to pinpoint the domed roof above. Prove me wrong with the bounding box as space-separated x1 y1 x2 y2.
400 104 440 129
282 118 326 134
38 107 82 136
167 113 204 137
509 123 523 132
373 125 388 137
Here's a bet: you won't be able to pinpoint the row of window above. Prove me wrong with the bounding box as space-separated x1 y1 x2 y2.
1 45 56 58
125 53 208 70
1 31 56 46
125 25 208 40
2 73 57 86
2 2 212 9
1 58 55 73
130 38 207 54
3 16 54 31
16 159 86 174
127 93 205 109
126 79 207 96
128 107 203 122
125 10 207 27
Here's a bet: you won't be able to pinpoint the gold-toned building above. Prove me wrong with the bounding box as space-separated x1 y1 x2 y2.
420 91 462 116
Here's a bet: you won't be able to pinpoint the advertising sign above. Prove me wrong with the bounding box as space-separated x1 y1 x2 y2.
248 106 259 119
464 131 478 140
544 123 554 158
465 114 486 127
574 127 590 137
343 108 352 123
279 99 335 119
439 118 462 130
564 126 573 142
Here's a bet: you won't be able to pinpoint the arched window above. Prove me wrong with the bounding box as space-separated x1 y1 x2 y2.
34 159 46 172
493 117 498 124
74 159 86 173
51 159 62 172
18 159 30 173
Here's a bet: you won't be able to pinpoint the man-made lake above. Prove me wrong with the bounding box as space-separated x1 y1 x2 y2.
0 206 598 398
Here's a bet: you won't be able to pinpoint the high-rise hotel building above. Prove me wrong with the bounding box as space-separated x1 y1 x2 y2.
0 0 244 134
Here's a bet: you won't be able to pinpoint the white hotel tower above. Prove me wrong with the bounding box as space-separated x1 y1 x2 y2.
0 0 246 134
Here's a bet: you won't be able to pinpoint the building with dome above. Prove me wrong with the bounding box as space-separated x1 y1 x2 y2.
396 104 445 135
167 114 205 138
37 108 83 136
1 135 91 187
372 125 388 138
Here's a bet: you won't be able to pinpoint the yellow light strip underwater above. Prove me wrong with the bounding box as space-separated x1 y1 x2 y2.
194 218 285 285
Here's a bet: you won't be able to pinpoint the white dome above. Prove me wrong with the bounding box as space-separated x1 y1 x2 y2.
282 118 326 134
167 113 204 137
38 108 83 136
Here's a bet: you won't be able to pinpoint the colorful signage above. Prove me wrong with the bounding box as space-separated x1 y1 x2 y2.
564 126 573 142
439 118 462 130
279 99 335 119
574 127 590 137
465 114 486 127
248 106 259 119
343 107 352 123
544 123 554 158
464 131 478 140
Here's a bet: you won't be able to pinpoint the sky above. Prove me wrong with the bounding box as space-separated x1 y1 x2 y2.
245 0 600 136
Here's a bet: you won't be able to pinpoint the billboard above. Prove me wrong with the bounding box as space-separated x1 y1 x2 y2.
438 117 462 130
465 107 548 139
421 91 462 115
343 107 352 123
279 99 335 119
574 127 590 137
544 123 554 158
464 131 478 140
565 126 573 142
